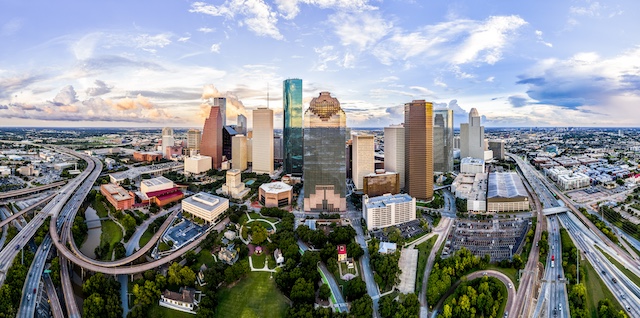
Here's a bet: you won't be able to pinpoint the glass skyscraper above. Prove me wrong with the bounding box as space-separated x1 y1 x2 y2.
283 78 303 176
433 109 454 172
303 92 347 212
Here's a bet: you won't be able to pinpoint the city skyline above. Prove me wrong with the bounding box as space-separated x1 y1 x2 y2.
1 0 640 128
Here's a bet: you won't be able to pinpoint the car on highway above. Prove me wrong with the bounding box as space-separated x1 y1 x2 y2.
508 283 512 289
27 294 31 301
559 304 562 311
15 244 20 250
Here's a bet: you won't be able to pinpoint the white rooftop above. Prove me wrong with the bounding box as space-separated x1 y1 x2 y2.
461 157 485 165
183 192 228 211
141 176 173 187
259 181 292 194
365 193 413 209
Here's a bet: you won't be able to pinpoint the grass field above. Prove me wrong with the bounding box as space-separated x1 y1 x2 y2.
252 220 274 231
139 228 154 247
598 246 640 289
100 220 122 257
339 261 357 275
485 265 519 290
197 251 216 268
582 257 624 318
622 237 640 257
92 199 108 218
158 241 171 252
415 235 438 293
147 303 194 318
216 272 290 318
252 253 266 268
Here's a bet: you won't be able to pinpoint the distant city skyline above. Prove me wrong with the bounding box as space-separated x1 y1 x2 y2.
1 0 640 128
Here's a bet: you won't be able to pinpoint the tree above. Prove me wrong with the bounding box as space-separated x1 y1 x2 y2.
318 283 331 301
132 280 161 307
251 224 269 245
185 250 198 266
290 278 315 304
167 263 182 287
179 266 196 286
511 254 524 270
350 295 373 318
83 293 105 318
347 241 364 260
379 294 398 318
344 278 366 301
50 256 61 285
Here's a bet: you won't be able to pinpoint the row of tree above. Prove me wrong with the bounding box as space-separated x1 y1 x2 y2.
426 248 488 306
438 277 506 318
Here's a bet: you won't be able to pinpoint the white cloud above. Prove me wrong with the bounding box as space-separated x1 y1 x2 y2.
210 43 222 53
434 78 447 88
275 0 375 20
1 18 23 36
134 33 172 49
535 30 553 48
342 52 355 68
198 27 215 33
409 86 436 96
570 1 604 17
312 45 339 71
329 11 392 51
190 0 283 40
486 76 495 82
178 35 191 42
452 16 527 65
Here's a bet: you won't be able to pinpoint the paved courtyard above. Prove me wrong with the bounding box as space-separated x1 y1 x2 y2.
397 248 418 294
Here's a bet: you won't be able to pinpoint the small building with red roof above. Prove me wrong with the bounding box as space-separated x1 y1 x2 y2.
337 244 347 262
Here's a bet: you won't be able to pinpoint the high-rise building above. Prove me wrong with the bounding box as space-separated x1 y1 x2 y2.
252 108 274 175
201 106 223 169
352 134 375 189
303 92 347 212
274 136 283 162
384 124 405 189
236 114 247 134
206 97 226 126
283 79 303 176
232 135 247 171
433 109 454 172
187 129 201 152
488 140 506 160
161 127 175 159
460 108 492 160
404 100 434 200
222 126 239 161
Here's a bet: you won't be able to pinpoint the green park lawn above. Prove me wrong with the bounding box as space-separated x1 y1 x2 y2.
100 220 122 258
147 303 194 318
415 235 438 293
197 251 216 269
139 229 154 248
92 199 109 218
215 272 289 318
485 265 519 290
582 258 624 318
251 253 267 268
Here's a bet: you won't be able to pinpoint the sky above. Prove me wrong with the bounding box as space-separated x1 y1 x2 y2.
1 0 640 129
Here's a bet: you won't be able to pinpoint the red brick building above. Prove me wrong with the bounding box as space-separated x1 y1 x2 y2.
200 106 223 169
100 184 135 210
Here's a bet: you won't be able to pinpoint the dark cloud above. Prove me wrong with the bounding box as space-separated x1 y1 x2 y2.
0 105 8 110
517 75 608 108
86 80 112 96
516 77 546 85
385 104 404 116
0 74 49 98
508 95 528 107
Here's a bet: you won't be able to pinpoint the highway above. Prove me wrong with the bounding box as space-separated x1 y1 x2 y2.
43 274 64 318
16 235 53 318
0 181 66 200
0 193 56 228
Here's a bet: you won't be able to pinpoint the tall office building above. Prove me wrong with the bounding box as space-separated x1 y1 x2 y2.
201 106 223 169
252 108 274 175
236 114 247 134
433 109 454 172
460 108 492 160
404 100 434 201
222 126 238 161
303 92 347 212
352 134 375 189
488 140 506 160
274 136 283 162
283 78 303 176
161 127 175 159
232 134 247 171
187 129 201 152
384 124 405 189
205 97 226 126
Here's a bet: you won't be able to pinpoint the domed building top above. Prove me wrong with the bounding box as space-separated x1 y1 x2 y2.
162 127 174 136
469 108 479 118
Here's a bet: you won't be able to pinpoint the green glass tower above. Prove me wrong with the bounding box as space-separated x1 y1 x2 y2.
283 78 303 176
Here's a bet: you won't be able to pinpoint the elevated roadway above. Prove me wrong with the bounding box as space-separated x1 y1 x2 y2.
43 275 64 318
0 181 66 200
0 193 56 228
17 235 53 318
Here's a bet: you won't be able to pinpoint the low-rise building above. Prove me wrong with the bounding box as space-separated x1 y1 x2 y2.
557 172 590 190
258 182 293 207
460 157 485 174
221 169 250 199
100 184 135 210
133 151 162 162
487 172 530 212
218 244 239 265
182 192 229 224
17 164 39 176
363 193 416 230
363 170 400 197
145 187 184 207
141 176 174 194
0 166 10 176
184 155 212 174
159 287 198 314
337 244 347 262
378 242 397 254
451 173 487 212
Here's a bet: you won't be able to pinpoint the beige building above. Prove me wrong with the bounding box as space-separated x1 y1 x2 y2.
182 192 229 224
460 157 485 174
352 134 375 190
221 169 249 199
187 129 201 152
17 164 38 176
384 124 405 189
363 171 400 197
140 176 174 194
259 181 293 207
232 134 247 171
363 193 416 230
404 100 433 200
452 173 488 212
184 155 212 174
487 172 530 212
252 108 274 175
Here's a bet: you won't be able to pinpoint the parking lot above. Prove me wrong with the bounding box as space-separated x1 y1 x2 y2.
370 219 425 242
444 219 530 261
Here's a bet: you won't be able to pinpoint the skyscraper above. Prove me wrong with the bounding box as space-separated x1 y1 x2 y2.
283 78 303 176
384 124 405 189
232 134 247 171
236 114 247 134
460 108 492 160
404 100 434 201
206 97 227 126
433 109 454 172
200 106 223 169
252 108 274 175
303 91 347 212
352 134 375 190
161 127 175 159
187 129 201 152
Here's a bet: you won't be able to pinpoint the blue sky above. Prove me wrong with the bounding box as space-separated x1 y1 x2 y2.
1 0 639 128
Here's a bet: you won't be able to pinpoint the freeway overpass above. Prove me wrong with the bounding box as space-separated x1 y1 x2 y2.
542 206 569 216
0 181 66 200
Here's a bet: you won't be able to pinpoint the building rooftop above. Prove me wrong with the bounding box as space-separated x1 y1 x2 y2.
461 157 485 165
142 176 173 188
259 181 292 194
101 184 133 201
183 192 228 211
365 193 413 209
162 288 195 304
487 172 528 199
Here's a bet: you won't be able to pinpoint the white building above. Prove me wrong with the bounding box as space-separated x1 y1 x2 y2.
182 192 229 224
184 155 212 174
159 288 197 314
384 124 405 189
460 157 485 174
451 173 487 212
0 166 11 176
221 169 249 199
140 176 174 194
104 158 116 170
460 108 493 161
363 193 416 230
232 134 247 171
352 134 375 189
161 127 175 159
252 108 274 175
557 172 590 190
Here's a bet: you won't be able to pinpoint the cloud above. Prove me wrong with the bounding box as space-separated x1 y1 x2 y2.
312 45 339 71
190 0 283 40
275 0 376 20
85 80 112 96
200 84 248 120
210 43 221 53
508 95 529 107
134 33 172 49
535 30 553 48
409 86 436 96
0 74 49 98
329 11 392 51
0 105 8 110
178 34 191 42
198 27 216 33
52 85 78 106
372 15 527 67
1 18 23 36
